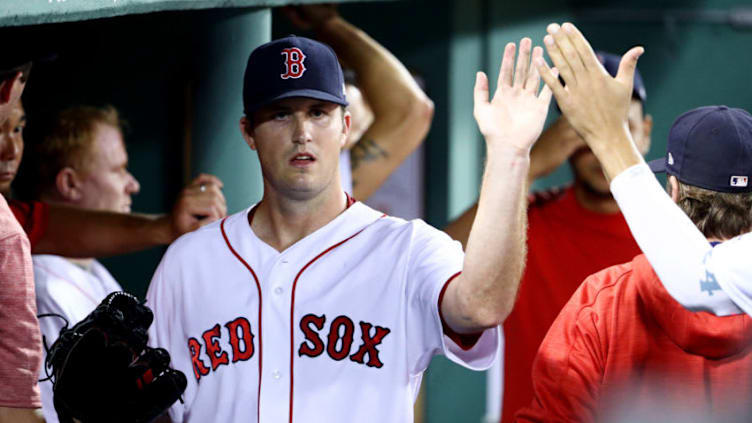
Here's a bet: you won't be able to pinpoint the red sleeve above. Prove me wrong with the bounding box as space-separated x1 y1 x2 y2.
514 276 606 423
8 199 49 249
437 271 483 351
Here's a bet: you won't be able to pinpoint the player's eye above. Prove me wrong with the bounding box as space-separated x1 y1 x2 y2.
273 111 290 120
310 108 326 118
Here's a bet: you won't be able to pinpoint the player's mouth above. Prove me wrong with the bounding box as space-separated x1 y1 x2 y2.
290 153 316 168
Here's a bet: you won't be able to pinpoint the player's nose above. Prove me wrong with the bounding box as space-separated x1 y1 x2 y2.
0 135 19 160
291 114 312 145
126 172 140 195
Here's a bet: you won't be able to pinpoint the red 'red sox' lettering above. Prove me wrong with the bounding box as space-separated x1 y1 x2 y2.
189 313 390 382
188 316 256 382
298 313 391 368
280 47 306 79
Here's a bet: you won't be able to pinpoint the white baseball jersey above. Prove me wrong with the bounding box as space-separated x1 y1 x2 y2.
33 255 123 423
702 234 752 317
147 201 499 423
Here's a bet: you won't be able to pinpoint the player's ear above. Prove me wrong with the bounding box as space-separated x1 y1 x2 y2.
642 113 653 151
239 116 257 151
56 167 83 202
340 109 351 149
668 175 679 203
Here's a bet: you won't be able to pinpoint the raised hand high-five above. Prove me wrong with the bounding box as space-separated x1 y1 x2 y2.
440 39 556 334
534 22 646 180
474 38 554 153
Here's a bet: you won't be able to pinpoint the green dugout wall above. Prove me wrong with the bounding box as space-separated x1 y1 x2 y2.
5 0 752 422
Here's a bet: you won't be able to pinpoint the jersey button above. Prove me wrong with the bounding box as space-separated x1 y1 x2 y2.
272 370 281 380
274 287 283 295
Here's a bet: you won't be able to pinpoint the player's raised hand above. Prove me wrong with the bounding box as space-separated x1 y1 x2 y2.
473 38 554 154
535 22 644 151
169 173 227 239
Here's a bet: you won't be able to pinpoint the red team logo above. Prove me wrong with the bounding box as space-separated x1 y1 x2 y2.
188 314 390 381
280 47 307 79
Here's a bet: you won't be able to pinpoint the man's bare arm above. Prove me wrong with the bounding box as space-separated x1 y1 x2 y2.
443 116 582 248
285 5 434 200
442 39 554 333
0 407 44 423
33 174 226 257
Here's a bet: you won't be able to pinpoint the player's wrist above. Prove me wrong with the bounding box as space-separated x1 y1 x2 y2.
587 130 644 181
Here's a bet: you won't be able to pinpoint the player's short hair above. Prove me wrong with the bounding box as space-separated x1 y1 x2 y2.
0 62 32 85
672 179 752 240
31 105 125 198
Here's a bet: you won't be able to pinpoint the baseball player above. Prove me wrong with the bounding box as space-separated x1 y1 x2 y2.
29 105 141 423
146 34 553 422
533 23 749 317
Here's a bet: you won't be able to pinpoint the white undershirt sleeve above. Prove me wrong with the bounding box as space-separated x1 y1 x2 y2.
609 163 742 316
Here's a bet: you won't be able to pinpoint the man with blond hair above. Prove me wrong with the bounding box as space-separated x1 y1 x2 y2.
28 105 143 423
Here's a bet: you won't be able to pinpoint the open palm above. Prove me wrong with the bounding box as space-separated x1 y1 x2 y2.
474 38 554 153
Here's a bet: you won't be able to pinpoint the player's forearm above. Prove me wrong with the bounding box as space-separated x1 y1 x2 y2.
316 16 431 123
443 203 478 249
33 204 172 258
449 145 529 331
0 408 45 423
585 126 645 183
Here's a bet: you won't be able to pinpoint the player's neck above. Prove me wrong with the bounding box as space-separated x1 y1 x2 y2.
573 180 620 214
251 185 348 252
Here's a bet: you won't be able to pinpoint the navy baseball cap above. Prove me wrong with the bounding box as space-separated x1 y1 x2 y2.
242 35 348 115
648 106 752 193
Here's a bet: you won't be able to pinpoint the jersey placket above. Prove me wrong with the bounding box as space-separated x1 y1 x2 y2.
258 254 294 422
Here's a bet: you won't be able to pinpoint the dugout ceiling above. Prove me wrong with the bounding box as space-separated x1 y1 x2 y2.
0 0 377 27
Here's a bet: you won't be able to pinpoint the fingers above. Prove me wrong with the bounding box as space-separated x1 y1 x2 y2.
182 173 227 217
513 38 532 88
561 23 599 72
548 23 587 78
474 71 490 110
189 173 224 189
615 46 645 88
543 27 575 88
524 46 544 93
535 55 566 104
537 75 554 108
497 42 516 91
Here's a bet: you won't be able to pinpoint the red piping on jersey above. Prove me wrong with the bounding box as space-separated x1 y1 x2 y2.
221 216 263 423
288 214 384 423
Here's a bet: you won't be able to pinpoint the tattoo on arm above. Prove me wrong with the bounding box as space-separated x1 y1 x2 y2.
350 139 389 172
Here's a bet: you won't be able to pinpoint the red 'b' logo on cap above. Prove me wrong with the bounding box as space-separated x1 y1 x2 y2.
280 48 306 79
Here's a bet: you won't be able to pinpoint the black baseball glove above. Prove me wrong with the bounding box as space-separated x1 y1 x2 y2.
44 291 187 423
